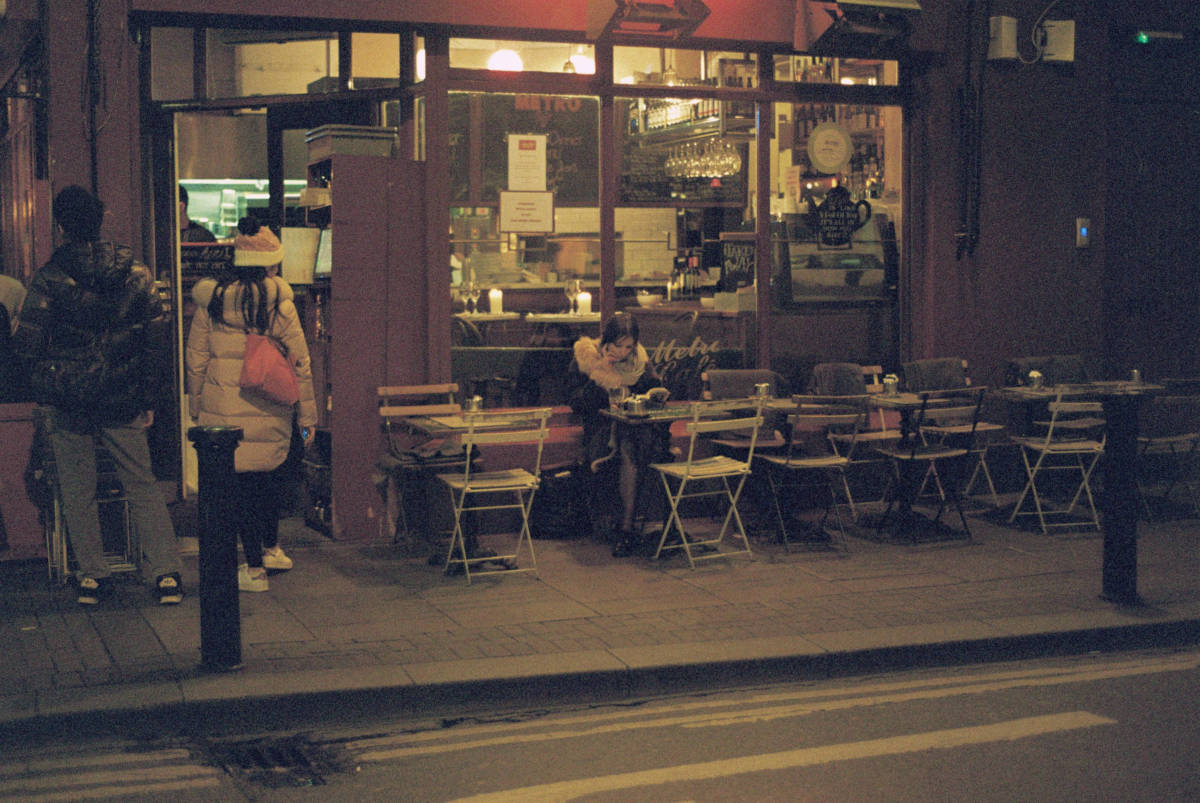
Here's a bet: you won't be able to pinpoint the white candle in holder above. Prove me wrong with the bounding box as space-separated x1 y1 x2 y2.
576 290 592 315
488 287 503 314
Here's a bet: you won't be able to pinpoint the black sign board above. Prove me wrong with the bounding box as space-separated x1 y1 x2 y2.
719 232 756 289
180 243 234 281
816 186 872 249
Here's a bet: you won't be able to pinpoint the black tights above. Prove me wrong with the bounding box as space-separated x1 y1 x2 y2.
230 468 282 568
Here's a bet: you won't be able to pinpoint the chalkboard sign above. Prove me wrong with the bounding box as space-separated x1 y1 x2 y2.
180 243 234 282
449 93 599 205
719 232 756 289
816 187 872 249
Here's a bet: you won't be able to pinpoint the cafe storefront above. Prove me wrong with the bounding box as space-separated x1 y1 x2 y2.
8 0 1160 551
130 6 915 538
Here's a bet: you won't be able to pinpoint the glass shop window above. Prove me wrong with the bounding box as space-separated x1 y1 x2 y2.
769 100 902 306
449 39 596 74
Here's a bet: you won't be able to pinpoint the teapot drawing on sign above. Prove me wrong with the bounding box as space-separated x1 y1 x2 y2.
815 186 872 248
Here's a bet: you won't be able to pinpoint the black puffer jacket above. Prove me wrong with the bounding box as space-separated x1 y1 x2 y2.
14 241 166 432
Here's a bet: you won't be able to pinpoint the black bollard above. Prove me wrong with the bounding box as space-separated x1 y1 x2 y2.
189 426 244 672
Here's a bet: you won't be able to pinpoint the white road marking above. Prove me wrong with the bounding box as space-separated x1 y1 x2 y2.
352 653 1193 761
448 712 1116 803
0 751 221 802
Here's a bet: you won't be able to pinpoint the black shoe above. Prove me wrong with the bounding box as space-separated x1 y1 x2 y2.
156 573 183 605
76 576 110 606
611 532 640 558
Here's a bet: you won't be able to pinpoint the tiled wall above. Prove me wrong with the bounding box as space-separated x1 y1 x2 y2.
553 207 676 280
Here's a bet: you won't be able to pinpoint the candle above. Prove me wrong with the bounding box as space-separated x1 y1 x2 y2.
576 290 592 315
488 287 503 314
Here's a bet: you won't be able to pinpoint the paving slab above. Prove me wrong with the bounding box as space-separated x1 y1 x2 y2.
1 496 1198 739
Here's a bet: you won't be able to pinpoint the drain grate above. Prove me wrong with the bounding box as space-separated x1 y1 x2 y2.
205 734 352 788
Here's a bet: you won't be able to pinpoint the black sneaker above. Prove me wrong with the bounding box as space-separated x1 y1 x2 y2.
76 576 109 606
156 573 183 605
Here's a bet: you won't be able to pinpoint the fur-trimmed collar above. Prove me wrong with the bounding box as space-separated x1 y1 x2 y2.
574 336 649 390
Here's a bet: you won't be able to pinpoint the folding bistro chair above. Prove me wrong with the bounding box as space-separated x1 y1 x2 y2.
1008 392 1106 533
377 383 464 543
903 357 1005 507
876 387 986 540
650 397 765 568
756 394 868 551
1136 394 1200 519
438 407 552 583
808 362 900 515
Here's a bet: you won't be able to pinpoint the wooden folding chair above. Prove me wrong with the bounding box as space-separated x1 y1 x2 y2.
438 408 552 583
649 397 764 568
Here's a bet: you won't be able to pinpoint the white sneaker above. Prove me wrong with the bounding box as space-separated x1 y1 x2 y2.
262 545 293 571
238 564 269 593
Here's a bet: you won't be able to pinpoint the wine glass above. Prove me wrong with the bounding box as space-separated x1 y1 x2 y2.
464 280 480 314
563 278 581 313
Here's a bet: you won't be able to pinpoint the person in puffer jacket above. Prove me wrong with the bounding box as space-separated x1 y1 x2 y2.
186 217 316 592
14 185 184 606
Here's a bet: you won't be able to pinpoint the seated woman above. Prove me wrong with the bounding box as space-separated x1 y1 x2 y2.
568 312 670 557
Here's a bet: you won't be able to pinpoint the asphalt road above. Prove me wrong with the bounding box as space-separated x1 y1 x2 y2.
4 647 1200 801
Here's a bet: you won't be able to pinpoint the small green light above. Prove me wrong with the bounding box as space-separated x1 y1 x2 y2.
1136 31 1150 44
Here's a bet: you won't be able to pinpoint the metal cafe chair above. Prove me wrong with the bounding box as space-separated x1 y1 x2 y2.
438 407 552 583
875 387 986 540
807 362 900 517
756 394 868 551
1136 394 1200 519
903 357 1005 507
1008 392 1106 534
377 383 464 544
649 397 765 568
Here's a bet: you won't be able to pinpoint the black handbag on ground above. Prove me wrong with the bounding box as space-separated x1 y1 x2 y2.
529 461 588 539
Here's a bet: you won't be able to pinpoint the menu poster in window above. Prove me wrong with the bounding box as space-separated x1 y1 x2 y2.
499 191 554 233
719 232 756 289
507 134 547 191
473 95 598 204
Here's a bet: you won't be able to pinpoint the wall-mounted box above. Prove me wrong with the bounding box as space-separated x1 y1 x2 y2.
988 16 1018 60
1042 20 1076 62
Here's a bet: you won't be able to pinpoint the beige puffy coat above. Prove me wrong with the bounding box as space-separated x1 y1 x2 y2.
186 276 317 472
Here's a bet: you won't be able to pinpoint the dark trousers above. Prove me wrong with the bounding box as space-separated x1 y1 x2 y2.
231 468 282 568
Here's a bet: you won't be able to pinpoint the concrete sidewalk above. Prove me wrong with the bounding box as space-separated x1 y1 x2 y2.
2 499 1199 739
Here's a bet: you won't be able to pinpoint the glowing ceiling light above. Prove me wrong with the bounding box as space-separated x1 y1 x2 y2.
487 49 524 71
568 54 595 74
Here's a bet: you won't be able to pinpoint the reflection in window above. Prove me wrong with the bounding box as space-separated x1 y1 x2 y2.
772 55 898 86
205 29 338 97
349 33 400 89
449 39 595 74
613 47 757 87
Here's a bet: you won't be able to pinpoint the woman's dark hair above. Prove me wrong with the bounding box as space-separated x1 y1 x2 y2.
237 216 262 236
208 264 276 332
53 185 105 242
600 312 639 346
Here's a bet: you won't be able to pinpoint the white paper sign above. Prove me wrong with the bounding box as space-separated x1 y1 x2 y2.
499 191 554 233
508 134 547 191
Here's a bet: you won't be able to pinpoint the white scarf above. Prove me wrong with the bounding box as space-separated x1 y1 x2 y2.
574 336 649 391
